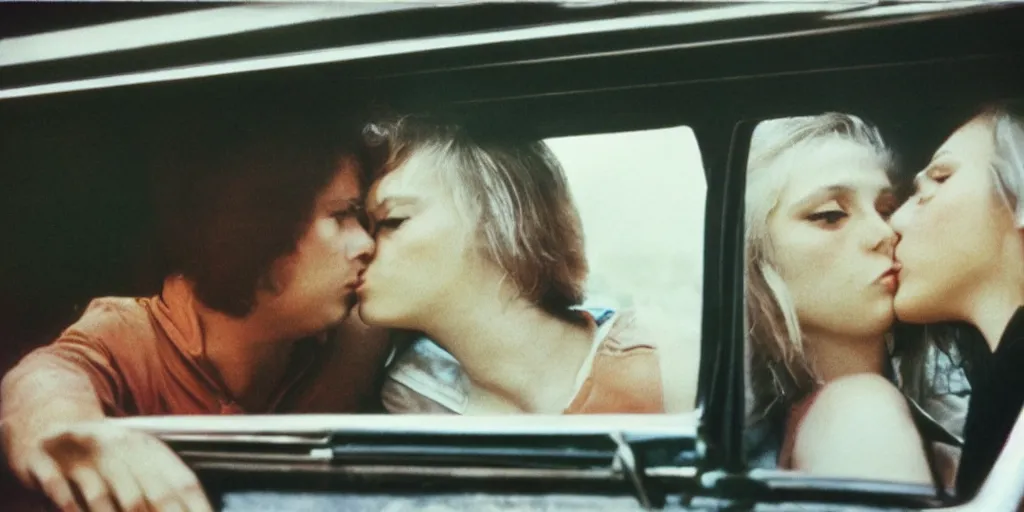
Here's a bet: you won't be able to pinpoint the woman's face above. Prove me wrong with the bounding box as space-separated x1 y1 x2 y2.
357 151 485 329
768 138 899 340
890 115 1015 323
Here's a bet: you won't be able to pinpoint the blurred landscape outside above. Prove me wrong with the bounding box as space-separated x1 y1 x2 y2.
546 126 706 338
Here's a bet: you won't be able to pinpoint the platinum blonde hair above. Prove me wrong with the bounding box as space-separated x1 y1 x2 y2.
983 106 1024 228
363 114 588 319
745 113 894 420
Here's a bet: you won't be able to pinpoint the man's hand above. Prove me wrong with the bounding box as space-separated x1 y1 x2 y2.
10 422 212 512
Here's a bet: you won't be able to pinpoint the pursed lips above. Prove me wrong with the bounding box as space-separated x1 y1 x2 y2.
876 261 901 292
878 261 902 281
350 269 368 291
347 270 366 290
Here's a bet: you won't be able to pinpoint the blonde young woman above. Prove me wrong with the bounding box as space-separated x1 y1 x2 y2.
890 105 1024 499
354 115 699 415
744 113 962 485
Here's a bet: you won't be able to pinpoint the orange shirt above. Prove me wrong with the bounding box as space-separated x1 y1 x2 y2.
2 278 384 416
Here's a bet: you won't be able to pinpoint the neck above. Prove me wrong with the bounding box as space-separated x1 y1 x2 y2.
965 289 1024 353
965 228 1024 351
194 304 300 410
419 284 594 414
806 330 888 385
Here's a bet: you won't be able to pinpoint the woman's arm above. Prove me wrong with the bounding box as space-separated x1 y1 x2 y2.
791 373 934 484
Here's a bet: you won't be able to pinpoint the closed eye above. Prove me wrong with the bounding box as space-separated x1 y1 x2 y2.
374 217 407 235
807 210 847 226
912 164 953 202
333 208 370 229
332 209 357 222
924 163 954 185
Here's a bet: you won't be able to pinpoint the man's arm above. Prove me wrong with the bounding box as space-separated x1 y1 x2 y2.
1 337 212 512
2 336 118 481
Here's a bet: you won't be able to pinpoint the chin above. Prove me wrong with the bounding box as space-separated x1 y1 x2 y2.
850 300 895 337
314 308 348 333
893 287 935 324
341 293 358 317
358 301 417 329
893 301 927 324
865 312 896 337
357 301 386 327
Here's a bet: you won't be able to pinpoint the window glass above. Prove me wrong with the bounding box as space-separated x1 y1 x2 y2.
547 126 705 330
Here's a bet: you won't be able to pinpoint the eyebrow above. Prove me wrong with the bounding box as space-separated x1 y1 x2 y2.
369 195 420 217
913 150 952 189
324 197 363 214
931 149 950 162
791 184 894 212
791 185 853 212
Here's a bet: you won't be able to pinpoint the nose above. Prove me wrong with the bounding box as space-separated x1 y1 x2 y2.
869 211 899 256
346 224 376 262
888 200 912 236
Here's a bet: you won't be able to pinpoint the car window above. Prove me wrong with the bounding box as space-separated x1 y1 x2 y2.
741 112 982 493
555 126 706 411
375 123 705 416
1 90 707 419
548 127 705 325
0 85 709 508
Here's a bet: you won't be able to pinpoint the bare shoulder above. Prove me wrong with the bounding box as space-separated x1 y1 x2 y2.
792 373 931 483
809 373 908 415
799 374 913 439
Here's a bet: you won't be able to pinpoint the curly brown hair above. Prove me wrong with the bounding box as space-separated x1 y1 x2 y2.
151 108 370 317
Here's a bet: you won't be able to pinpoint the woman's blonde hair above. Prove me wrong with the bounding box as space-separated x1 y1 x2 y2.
744 113 893 421
363 113 588 320
981 105 1024 228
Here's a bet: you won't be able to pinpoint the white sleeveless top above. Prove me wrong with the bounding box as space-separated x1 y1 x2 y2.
381 307 617 414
